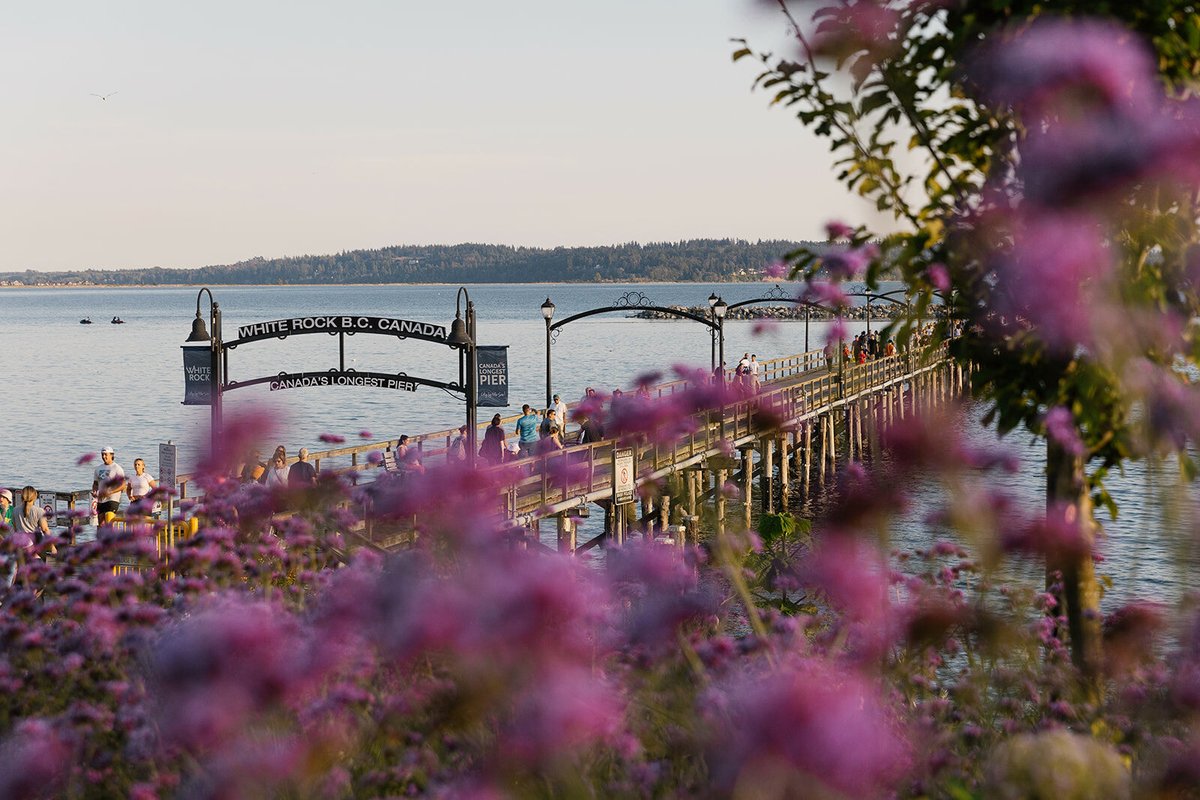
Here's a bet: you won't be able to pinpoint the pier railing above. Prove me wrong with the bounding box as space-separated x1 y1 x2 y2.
496 344 949 523
32 344 936 528
165 347 834 497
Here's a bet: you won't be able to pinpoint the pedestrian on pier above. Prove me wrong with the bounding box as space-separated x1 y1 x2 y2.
539 408 558 440
288 448 317 487
13 486 51 554
750 354 761 390
240 449 266 483
553 394 568 425
126 458 159 517
92 447 125 524
449 425 469 462
263 454 288 488
578 414 604 445
514 405 540 458
480 414 506 465
0 489 12 586
260 446 287 484
538 425 564 455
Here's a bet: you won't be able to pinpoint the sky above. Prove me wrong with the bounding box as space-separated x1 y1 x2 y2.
0 0 883 272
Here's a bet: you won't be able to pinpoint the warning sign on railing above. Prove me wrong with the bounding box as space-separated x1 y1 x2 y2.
612 448 635 506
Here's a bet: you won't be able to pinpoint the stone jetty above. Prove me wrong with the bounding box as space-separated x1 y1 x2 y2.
631 304 941 322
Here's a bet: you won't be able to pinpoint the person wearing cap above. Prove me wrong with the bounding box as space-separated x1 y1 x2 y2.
92 447 126 523
0 489 12 527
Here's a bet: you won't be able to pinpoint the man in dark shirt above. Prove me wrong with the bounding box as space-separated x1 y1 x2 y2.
539 408 558 439
288 447 317 487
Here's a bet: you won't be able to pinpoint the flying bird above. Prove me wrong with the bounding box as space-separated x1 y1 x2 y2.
90 91 119 100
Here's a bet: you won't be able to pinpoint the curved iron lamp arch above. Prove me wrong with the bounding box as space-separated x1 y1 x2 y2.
542 291 725 408
715 285 913 350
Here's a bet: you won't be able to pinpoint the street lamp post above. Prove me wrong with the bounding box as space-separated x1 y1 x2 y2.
707 292 719 372
541 297 555 410
448 288 478 466
713 297 727 384
185 287 222 452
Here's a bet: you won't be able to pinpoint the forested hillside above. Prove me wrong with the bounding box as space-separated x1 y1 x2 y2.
1 239 814 286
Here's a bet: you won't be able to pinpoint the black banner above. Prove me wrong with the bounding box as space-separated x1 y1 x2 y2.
476 346 509 407
181 345 213 406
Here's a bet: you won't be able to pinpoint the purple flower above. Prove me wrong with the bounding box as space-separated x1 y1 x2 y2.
763 260 788 280
969 19 1158 121
826 220 855 240
802 280 849 310
1104 601 1164 677
799 536 894 656
1044 406 1085 457
969 19 1200 206
926 262 950 292
1002 502 1091 562
0 718 69 799
150 599 308 751
751 318 780 337
707 659 909 797
503 668 625 767
989 211 1112 352
819 244 876 281
1124 359 1200 453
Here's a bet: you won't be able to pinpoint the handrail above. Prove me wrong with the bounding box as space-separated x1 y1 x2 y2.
498 343 953 522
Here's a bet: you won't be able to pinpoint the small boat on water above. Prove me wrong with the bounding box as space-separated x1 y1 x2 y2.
110 317 125 325
80 318 93 325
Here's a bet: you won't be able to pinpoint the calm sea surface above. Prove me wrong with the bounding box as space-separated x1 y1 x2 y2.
0 282 1195 608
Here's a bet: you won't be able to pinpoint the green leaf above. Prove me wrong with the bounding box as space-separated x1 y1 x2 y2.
859 91 892 116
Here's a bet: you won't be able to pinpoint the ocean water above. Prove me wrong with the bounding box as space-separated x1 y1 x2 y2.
0 281 882 487
1 282 1194 609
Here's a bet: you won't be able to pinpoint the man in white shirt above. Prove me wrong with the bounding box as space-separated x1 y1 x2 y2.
92 446 125 522
553 394 568 428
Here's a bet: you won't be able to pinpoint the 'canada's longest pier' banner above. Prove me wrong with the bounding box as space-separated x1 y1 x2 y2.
236 316 447 342
476 346 509 407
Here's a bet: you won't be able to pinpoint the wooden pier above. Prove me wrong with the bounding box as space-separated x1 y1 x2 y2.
492 342 965 553
27 342 966 566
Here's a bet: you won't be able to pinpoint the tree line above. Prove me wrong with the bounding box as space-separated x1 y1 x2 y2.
2 239 815 285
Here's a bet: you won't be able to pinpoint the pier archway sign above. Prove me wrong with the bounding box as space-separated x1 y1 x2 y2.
182 288 501 462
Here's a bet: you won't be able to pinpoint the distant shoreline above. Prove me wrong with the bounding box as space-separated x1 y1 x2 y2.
0 279 781 290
